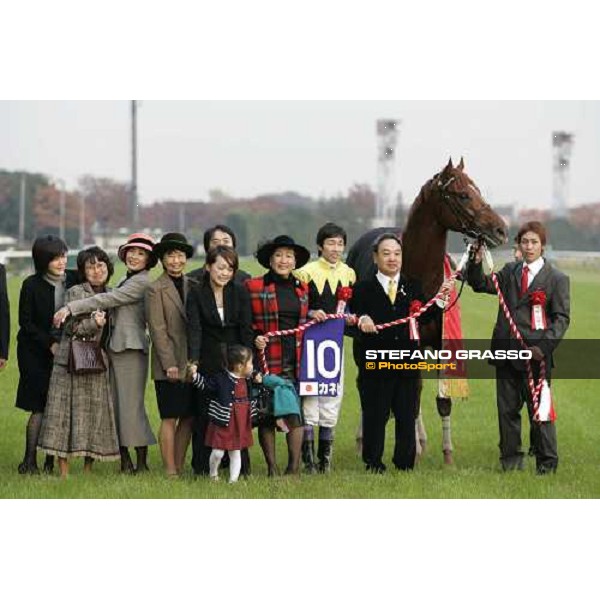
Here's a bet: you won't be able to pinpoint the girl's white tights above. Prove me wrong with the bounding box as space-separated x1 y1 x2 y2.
209 449 242 483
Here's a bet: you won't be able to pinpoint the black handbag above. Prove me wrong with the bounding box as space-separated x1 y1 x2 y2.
251 383 273 426
68 338 107 375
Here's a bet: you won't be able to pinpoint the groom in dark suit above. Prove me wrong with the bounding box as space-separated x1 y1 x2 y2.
350 233 450 473
467 221 570 474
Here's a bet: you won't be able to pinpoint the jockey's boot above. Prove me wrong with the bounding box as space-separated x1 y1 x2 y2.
317 438 333 473
301 440 317 474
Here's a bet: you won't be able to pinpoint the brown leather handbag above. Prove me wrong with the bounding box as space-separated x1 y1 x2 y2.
68 338 107 374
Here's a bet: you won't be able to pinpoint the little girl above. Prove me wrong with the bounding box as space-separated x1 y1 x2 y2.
189 345 258 483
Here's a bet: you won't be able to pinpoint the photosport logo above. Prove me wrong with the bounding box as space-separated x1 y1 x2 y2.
365 348 530 372
357 340 600 379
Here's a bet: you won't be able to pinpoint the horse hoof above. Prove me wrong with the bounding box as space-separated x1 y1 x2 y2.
443 450 453 465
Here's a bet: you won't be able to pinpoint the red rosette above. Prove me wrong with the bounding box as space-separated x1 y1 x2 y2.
336 286 353 302
409 299 423 315
529 290 546 306
408 300 423 341
529 290 547 330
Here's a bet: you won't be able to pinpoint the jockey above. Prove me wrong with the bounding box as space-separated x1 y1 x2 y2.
294 222 356 473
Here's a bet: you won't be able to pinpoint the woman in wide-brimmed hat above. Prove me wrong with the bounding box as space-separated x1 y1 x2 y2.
145 233 196 477
53 232 158 474
246 235 325 476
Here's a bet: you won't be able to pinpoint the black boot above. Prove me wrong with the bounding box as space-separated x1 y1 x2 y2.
240 448 251 478
317 439 333 473
301 440 317 474
120 446 135 474
42 454 55 474
135 446 149 473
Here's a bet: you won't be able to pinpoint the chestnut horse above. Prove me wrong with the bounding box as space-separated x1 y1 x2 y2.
347 158 508 464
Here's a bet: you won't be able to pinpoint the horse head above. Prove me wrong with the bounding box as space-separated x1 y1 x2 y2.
431 158 508 248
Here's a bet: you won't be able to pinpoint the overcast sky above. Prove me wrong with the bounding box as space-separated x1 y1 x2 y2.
1 100 598 211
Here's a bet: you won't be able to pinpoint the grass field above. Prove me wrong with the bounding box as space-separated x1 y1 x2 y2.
1 258 599 498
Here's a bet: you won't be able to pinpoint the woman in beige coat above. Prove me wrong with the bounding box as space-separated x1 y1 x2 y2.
54 233 158 474
146 233 195 477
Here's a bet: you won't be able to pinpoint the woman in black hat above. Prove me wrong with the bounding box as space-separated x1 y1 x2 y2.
246 235 325 476
146 233 196 477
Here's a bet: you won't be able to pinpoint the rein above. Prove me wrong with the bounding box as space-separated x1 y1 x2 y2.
474 241 546 414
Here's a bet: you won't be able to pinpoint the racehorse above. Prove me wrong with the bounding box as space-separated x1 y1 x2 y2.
347 158 508 464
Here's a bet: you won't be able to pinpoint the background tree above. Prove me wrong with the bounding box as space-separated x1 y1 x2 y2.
0 170 51 244
78 175 130 233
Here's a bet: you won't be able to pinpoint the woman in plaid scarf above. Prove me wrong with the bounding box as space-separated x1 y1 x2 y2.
246 235 325 476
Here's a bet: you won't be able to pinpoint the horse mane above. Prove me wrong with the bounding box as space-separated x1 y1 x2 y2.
405 176 438 224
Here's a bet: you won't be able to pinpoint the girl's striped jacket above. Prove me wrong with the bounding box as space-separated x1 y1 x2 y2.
191 370 258 427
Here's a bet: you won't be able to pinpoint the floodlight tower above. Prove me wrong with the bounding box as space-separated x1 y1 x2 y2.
552 131 574 219
131 100 140 230
373 119 399 227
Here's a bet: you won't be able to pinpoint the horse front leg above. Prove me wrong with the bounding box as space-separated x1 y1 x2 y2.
415 408 427 457
414 377 427 459
436 395 453 465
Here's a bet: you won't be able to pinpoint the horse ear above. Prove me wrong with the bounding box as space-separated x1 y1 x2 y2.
458 156 465 170
442 157 454 174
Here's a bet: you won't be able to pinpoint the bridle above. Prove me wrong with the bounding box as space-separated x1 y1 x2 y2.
433 172 492 311
435 173 490 241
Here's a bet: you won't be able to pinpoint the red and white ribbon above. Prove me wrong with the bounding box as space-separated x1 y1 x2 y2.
531 305 547 331
408 300 423 341
257 270 461 374
490 273 553 421
529 290 547 331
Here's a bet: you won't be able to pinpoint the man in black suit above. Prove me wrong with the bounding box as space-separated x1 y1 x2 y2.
467 221 570 474
187 224 251 285
0 263 9 370
350 233 450 473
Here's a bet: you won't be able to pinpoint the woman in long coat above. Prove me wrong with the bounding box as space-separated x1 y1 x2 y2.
146 233 195 477
246 235 319 476
16 235 78 475
54 233 158 473
38 246 120 477
186 245 254 476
